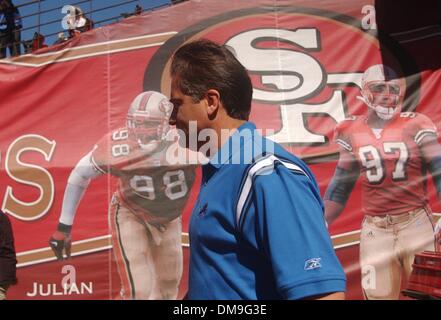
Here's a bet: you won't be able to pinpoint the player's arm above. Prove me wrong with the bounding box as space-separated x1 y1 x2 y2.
49 150 103 260
420 135 441 202
324 147 360 226
419 135 441 246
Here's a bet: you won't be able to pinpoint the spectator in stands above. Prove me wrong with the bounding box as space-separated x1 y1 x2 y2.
0 210 17 300
22 39 32 53
53 32 67 45
0 1 7 59
121 5 143 19
32 32 47 52
0 0 22 58
67 6 94 38
134 4 143 15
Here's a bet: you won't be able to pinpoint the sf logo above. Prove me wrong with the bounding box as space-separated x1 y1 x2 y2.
226 28 363 145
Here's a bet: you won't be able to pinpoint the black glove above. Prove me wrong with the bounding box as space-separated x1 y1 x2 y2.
49 223 72 260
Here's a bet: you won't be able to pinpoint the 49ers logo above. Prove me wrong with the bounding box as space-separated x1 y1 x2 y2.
144 6 420 160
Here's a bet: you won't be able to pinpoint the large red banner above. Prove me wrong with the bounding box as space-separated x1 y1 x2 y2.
1 0 440 299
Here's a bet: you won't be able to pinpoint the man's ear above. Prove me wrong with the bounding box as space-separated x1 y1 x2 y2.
206 89 220 119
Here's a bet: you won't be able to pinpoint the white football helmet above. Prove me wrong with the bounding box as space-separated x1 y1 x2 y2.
358 64 404 120
127 91 173 150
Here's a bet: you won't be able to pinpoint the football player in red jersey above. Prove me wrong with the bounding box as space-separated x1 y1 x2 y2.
49 91 197 299
324 64 441 300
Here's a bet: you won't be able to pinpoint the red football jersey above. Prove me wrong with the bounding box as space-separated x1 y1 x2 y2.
335 112 438 216
90 128 197 223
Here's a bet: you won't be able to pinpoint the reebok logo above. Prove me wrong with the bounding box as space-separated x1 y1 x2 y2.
304 258 322 271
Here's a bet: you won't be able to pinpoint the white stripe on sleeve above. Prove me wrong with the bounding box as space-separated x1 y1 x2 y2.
236 155 309 225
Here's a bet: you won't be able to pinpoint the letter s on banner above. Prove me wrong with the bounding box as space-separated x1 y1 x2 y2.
2 135 56 221
226 28 324 103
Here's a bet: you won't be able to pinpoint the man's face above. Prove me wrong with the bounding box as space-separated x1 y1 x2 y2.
365 80 403 121
368 81 401 108
169 79 207 149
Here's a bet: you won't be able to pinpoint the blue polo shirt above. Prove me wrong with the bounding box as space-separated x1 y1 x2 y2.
188 122 346 300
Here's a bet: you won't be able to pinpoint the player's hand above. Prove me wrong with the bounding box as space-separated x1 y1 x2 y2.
49 230 72 260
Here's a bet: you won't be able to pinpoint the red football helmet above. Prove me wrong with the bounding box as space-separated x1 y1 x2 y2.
127 91 173 150
358 64 404 120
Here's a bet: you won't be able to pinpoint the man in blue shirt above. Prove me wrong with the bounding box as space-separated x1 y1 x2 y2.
169 39 346 299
